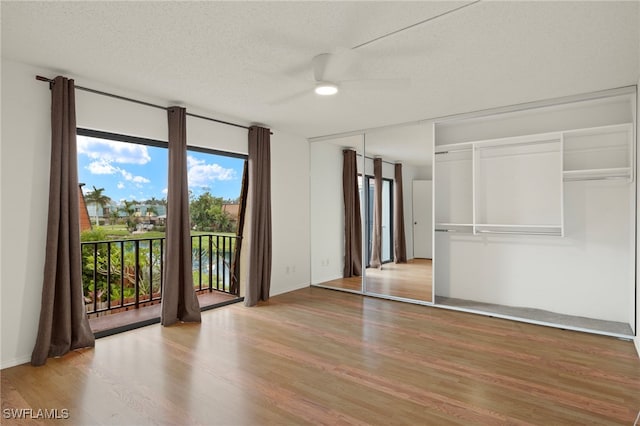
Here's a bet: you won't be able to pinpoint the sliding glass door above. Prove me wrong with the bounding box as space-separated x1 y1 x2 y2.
365 176 393 266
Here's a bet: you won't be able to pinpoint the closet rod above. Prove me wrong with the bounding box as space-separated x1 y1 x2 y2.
475 230 560 236
435 148 471 155
563 176 629 182
35 75 272 134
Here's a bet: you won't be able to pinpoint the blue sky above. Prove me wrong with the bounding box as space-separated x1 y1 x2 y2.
77 135 244 204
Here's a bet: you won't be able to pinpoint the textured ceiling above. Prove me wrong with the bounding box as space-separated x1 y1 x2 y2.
2 1 639 143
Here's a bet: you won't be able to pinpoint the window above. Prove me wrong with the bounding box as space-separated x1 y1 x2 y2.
186 147 246 234
77 130 168 232
76 129 246 237
76 129 246 316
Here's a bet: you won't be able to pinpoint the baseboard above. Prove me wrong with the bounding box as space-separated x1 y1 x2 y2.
311 274 342 286
635 336 640 359
1 354 31 370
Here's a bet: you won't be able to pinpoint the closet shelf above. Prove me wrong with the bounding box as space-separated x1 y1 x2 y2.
562 167 631 182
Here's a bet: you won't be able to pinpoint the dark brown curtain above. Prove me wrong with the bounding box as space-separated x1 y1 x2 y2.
161 107 201 325
31 76 95 366
369 158 383 269
342 150 362 277
245 126 272 306
394 163 407 263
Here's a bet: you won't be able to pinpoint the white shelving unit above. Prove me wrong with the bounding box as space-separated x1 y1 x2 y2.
562 123 634 182
434 146 473 233
435 123 634 236
432 90 637 337
435 132 564 236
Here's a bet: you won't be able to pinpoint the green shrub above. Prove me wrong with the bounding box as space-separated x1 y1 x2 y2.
80 228 108 242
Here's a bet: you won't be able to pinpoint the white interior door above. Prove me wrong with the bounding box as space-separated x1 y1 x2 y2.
412 180 432 259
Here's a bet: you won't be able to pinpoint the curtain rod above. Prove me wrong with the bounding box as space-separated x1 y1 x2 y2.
35 75 267 133
355 152 396 165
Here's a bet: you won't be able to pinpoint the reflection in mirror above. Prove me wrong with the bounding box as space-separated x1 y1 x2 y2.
362 123 433 303
310 134 365 293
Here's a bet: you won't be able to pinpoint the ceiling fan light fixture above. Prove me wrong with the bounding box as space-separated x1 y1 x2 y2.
315 82 339 96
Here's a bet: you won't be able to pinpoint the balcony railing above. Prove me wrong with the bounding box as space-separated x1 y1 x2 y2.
81 234 240 315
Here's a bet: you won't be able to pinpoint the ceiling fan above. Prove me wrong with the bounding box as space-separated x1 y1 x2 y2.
268 1 481 105
269 47 410 105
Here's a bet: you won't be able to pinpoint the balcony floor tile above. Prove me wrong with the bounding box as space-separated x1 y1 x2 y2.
89 291 240 336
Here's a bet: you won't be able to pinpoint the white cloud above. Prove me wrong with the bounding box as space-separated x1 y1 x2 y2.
132 175 150 184
187 155 205 168
78 136 151 165
119 169 150 184
87 160 118 175
188 162 236 188
85 160 150 184
162 188 168 195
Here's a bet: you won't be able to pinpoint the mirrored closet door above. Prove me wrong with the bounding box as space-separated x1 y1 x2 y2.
361 123 434 303
310 134 365 293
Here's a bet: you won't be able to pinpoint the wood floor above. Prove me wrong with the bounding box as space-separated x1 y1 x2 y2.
2 286 639 425
318 258 433 302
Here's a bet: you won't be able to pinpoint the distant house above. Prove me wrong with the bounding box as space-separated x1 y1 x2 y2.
134 204 167 225
222 203 240 225
78 184 92 232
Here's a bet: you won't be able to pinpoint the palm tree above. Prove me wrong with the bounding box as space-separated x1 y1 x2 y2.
109 208 121 225
85 186 111 226
122 200 137 231
145 205 158 218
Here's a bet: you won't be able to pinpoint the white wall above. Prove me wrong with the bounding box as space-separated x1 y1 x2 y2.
0 55 3 373
402 164 417 260
0 59 311 368
1 61 52 369
77 85 249 154
636 76 640 357
436 180 633 322
270 130 310 296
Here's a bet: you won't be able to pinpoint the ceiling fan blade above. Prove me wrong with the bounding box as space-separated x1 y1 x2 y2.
267 88 311 106
340 78 411 91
